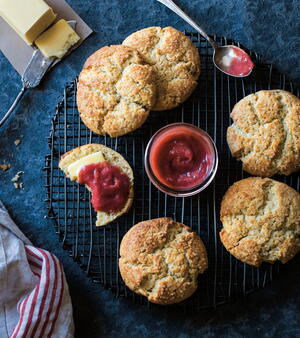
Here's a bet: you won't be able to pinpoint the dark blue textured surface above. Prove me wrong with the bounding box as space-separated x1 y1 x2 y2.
0 0 300 336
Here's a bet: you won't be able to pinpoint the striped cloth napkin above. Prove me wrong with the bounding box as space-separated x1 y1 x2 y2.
0 201 74 337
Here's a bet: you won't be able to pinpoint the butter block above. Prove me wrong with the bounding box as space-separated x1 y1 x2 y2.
35 19 80 58
0 0 56 45
67 151 105 181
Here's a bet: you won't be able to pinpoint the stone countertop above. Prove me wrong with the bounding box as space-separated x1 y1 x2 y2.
0 0 299 336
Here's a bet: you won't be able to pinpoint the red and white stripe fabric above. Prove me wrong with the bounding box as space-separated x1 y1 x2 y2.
0 201 74 338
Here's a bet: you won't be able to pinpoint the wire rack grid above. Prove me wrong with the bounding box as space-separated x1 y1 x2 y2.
44 33 300 311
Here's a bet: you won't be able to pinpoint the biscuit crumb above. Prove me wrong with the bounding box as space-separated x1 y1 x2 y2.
0 164 11 171
11 175 19 182
14 139 21 146
11 171 24 187
13 182 23 189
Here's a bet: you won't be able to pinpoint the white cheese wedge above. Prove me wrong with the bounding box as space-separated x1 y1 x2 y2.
0 0 56 45
35 19 80 58
67 151 105 181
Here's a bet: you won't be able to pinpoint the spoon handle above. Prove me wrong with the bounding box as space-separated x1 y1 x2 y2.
156 0 217 48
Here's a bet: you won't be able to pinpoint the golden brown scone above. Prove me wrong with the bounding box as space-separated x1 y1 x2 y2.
227 90 300 177
220 177 300 267
123 27 200 111
59 144 134 226
77 45 156 137
119 218 208 304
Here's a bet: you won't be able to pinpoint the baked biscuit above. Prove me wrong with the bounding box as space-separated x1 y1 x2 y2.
59 144 134 226
227 90 300 176
123 26 200 111
220 177 300 267
77 45 156 137
119 218 208 304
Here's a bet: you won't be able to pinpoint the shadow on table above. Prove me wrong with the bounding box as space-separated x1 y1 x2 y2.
71 255 300 337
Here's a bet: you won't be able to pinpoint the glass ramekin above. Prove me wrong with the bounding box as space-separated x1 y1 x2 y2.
144 123 218 197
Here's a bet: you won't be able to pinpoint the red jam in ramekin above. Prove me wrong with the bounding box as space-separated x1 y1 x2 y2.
145 123 218 197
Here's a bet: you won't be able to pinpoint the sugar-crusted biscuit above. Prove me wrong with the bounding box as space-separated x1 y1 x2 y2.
119 217 208 304
220 177 300 267
77 45 156 137
123 26 200 111
227 90 300 177
59 144 134 226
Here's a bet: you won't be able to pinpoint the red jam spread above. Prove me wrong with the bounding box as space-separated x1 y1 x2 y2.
226 47 254 76
149 125 214 190
78 161 130 213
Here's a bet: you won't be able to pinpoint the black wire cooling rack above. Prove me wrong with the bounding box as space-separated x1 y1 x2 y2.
44 33 300 311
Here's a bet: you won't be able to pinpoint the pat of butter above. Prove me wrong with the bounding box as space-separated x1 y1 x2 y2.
0 0 56 45
35 19 80 58
68 151 105 181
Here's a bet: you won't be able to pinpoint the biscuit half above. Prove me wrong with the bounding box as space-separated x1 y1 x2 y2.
59 144 134 226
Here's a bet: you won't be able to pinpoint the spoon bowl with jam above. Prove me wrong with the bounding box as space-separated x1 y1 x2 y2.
157 0 254 78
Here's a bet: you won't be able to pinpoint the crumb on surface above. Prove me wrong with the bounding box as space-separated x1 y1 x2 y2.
11 175 19 182
13 182 24 189
0 164 11 171
11 171 25 184
14 139 21 146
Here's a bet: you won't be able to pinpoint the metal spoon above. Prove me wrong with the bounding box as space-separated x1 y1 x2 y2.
157 0 254 77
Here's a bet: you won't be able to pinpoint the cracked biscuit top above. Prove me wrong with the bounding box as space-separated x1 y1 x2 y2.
227 90 300 177
123 27 201 111
220 177 300 267
119 217 208 304
76 45 156 137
